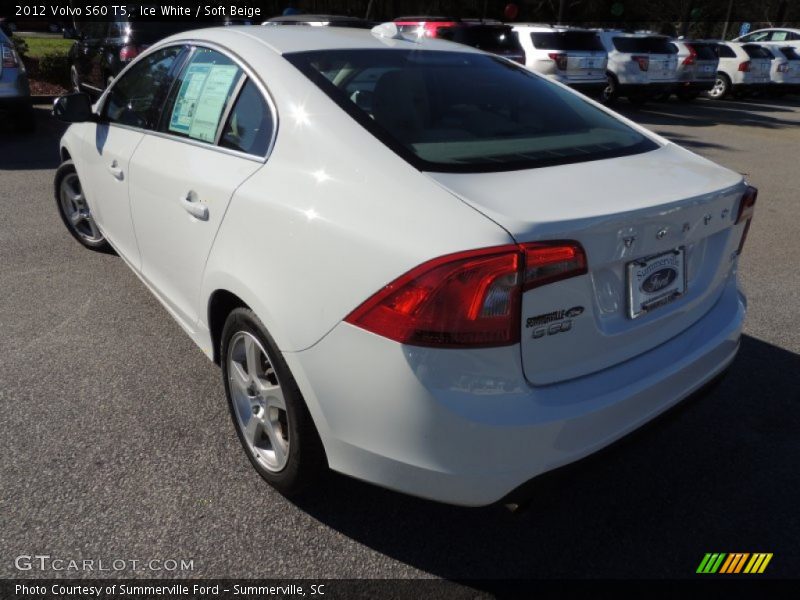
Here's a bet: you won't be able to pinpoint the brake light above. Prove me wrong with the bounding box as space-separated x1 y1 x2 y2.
682 44 697 66
738 60 751 72
735 185 757 254
2 44 19 68
119 45 140 62
345 241 587 348
632 55 649 71
548 52 569 71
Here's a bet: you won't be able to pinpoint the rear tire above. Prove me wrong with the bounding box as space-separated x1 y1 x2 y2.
707 73 731 99
601 74 618 105
221 308 326 497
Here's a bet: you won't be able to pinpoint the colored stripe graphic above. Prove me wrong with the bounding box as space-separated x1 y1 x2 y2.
733 553 750 573
698 553 727 573
700 553 773 574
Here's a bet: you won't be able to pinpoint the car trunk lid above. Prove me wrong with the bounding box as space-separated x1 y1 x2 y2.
425 143 746 385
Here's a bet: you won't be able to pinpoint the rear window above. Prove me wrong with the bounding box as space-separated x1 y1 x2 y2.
687 43 718 60
779 47 800 60
531 31 604 51
443 26 523 55
717 44 736 58
743 44 774 59
613 36 676 54
285 49 657 173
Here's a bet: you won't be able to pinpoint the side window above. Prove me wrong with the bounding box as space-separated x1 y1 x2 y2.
770 31 788 41
164 48 243 144
718 45 736 58
219 79 274 156
103 46 184 129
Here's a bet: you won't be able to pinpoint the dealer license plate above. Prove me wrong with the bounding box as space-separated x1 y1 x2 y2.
627 248 686 319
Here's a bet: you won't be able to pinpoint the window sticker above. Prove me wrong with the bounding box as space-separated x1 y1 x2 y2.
169 62 240 142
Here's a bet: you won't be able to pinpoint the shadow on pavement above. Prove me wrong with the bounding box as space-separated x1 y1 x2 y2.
0 104 66 170
617 96 800 130
291 334 799 581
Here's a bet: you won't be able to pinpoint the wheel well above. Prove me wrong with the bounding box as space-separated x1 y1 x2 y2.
208 290 248 365
60 147 71 162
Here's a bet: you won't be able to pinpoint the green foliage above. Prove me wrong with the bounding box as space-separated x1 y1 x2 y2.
17 36 73 59
12 35 28 59
37 52 71 87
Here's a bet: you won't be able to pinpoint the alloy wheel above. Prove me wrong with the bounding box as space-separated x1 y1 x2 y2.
59 173 103 243
227 331 290 472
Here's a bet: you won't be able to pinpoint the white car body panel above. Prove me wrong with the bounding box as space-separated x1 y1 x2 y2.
58 26 749 505
596 31 678 88
734 27 800 52
717 42 772 87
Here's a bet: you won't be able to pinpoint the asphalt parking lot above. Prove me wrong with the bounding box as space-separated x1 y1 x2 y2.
1 97 798 584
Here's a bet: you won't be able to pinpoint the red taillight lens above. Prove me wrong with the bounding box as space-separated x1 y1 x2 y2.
523 242 587 291
682 44 697 66
548 52 569 71
345 241 587 348
633 55 649 71
735 185 757 254
2 44 19 68
738 60 751 72
119 45 140 62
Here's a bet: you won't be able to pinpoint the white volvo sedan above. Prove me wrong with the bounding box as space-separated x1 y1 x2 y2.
52 24 755 506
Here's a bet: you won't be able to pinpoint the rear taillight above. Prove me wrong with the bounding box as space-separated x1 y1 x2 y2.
548 52 569 71
119 45 140 62
2 44 19 68
632 55 649 71
735 185 757 254
345 241 587 348
682 44 697 66
738 60 751 72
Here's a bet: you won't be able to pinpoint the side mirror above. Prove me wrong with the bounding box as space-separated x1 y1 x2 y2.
52 93 96 123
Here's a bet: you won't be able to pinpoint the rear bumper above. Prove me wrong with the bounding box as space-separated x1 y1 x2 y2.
287 277 746 506
568 80 608 95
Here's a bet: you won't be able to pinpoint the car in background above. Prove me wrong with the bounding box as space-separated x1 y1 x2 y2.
263 14 377 28
52 25 753 506
0 27 34 132
68 8 224 96
668 40 719 100
734 27 800 51
596 31 678 104
708 42 773 99
393 17 525 63
511 24 607 96
764 44 800 95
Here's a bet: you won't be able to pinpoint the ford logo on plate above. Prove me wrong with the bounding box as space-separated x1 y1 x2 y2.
641 268 678 293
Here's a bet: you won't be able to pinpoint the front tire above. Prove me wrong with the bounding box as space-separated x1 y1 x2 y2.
221 308 325 496
601 74 618 104
54 160 110 251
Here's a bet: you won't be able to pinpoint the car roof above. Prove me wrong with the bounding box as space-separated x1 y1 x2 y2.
162 24 483 55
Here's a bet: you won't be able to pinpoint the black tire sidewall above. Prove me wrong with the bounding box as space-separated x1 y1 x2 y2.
220 308 324 496
54 160 110 251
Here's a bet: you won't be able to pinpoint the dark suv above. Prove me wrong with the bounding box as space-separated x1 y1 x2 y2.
393 17 525 64
69 13 222 95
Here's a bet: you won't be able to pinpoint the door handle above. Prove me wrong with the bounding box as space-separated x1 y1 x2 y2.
180 193 209 221
108 161 123 180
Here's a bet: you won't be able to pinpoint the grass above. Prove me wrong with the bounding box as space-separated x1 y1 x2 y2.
17 35 74 58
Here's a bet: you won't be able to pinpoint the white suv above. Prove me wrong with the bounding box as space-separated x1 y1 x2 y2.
669 40 719 100
596 31 678 104
708 42 773 99
511 24 607 96
764 44 800 96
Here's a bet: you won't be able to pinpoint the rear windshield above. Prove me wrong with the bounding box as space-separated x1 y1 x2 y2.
442 26 523 55
687 43 718 60
531 31 604 51
285 49 657 173
779 47 800 60
613 36 676 54
743 44 774 59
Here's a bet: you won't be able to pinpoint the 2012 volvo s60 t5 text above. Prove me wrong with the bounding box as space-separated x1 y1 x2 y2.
52 24 756 506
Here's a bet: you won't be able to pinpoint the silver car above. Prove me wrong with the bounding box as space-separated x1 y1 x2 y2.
0 27 34 132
